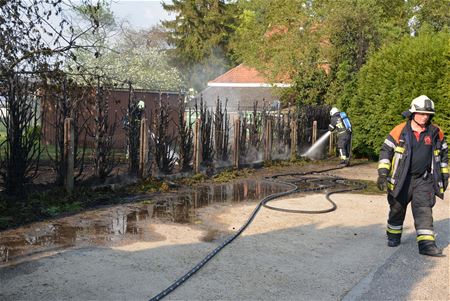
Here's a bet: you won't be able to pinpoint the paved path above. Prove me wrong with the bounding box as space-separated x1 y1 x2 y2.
1 164 448 300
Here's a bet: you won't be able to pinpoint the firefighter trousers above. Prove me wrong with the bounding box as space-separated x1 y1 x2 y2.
337 132 351 160
387 172 436 233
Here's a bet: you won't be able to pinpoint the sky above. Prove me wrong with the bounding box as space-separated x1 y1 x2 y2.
39 0 175 47
109 0 174 29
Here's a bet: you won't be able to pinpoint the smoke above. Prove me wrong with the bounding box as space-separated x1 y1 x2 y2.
271 144 291 161
105 174 139 186
187 47 230 93
213 159 233 168
242 144 264 163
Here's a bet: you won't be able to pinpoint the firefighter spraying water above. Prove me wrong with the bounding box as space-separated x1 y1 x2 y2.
328 107 352 166
302 107 352 164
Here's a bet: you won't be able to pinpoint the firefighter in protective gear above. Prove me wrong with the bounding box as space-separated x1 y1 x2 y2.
377 95 448 257
328 107 352 166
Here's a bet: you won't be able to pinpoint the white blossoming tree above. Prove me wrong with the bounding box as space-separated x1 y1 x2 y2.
71 45 184 91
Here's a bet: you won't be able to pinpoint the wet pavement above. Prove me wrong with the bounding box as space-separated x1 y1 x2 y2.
1 163 448 301
0 179 290 265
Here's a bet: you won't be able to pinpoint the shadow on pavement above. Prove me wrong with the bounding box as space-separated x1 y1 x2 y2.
1 216 448 300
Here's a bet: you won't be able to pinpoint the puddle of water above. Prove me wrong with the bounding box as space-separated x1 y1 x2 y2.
0 179 289 265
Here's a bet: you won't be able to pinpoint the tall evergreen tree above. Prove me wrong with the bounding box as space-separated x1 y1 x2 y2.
162 0 239 90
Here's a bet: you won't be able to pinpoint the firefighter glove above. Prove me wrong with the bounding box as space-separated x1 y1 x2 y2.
328 124 335 132
377 175 387 191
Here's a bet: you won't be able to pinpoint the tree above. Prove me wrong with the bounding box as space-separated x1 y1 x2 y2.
70 45 184 91
62 1 121 181
230 0 412 108
318 0 448 108
68 5 184 91
408 0 450 34
66 0 119 80
231 0 313 82
349 30 450 158
67 1 184 180
318 0 411 109
117 25 171 51
152 95 178 174
0 0 100 195
177 96 194 171
282 48 330 106
162 0 239 90
41 73 92 186
91 79 118 180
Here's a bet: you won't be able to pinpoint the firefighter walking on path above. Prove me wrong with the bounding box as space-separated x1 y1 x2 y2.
377 95 448 257
328 107 352 166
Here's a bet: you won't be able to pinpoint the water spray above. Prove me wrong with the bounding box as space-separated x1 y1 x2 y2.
301 131 331 160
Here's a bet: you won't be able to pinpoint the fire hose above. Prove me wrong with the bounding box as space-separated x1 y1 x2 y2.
148 165 367 301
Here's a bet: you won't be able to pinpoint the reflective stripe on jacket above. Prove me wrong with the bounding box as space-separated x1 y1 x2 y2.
330 113 350 136
377 121 449 199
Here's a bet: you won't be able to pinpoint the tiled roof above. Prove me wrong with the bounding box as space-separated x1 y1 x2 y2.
208 64 290 87
209 64 267 84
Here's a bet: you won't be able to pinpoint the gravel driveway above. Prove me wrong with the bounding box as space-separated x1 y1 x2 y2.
1 163 448 300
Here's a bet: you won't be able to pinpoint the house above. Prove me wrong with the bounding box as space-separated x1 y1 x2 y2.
198 64 291 113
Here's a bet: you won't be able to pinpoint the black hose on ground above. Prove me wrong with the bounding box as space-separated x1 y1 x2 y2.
262 172 367 214
148 165 367 301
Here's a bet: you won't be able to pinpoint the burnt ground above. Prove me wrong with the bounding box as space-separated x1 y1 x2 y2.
0 159 449 301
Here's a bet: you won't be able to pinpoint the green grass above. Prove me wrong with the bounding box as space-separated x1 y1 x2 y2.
212 168 255 183
0 141 128 163
0 122 6 145
40 144 95 162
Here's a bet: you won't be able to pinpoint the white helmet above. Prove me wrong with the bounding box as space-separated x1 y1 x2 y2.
409 95 435 115
137 100 145 110
330 107 339 116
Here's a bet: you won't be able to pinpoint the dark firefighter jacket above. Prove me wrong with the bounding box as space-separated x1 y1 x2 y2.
378 120 449 199
329 113 351 135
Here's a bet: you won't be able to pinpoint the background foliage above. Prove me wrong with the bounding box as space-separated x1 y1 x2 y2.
162 0 239 91
349 29 450 158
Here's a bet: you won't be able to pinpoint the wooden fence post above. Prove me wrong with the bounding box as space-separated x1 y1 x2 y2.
193 118 202 173
290 120 298 161
264 118 272 161
233 118 240 169
64 118 74 193
139 118 148 179
329 131 335 156
312 120 317 144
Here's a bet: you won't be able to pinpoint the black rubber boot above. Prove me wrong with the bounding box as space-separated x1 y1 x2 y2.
387 232 401 247
418 241 444 257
